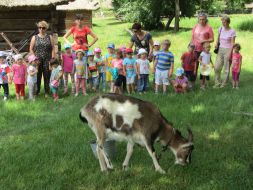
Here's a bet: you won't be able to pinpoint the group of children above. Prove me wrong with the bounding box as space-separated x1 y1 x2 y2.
0 39 242 101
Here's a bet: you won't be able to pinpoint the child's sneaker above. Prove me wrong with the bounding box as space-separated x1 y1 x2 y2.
213 84 220 89
75 93 79 97
3 96 7 101
236 87 239 90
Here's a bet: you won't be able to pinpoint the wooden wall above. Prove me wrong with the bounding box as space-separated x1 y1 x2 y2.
0 10 53 52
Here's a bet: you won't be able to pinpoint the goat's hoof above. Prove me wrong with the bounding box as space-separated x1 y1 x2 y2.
122 165 129 171
156 168 166 174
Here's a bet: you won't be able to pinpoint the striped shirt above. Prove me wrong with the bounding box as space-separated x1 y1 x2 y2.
155 50 174 71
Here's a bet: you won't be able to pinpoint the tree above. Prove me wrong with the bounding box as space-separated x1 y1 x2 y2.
174 0 180 32
112 0 199 31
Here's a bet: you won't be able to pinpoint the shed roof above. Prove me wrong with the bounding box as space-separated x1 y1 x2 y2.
0 0 69 8
57 0 100 11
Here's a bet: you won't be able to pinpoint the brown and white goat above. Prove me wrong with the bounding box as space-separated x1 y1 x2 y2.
79 93 194 174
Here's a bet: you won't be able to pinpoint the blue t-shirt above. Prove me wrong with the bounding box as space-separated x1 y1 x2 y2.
156 50 174 71
123 58 136 78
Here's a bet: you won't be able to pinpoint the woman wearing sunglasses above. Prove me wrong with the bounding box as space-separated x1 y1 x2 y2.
30 20 56 98
129 23 154 60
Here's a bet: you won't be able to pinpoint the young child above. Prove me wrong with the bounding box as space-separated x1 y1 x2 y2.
12 54 27 100
136 48 150 94
123 48 136 94
27 55 39 100
87 51 99 92
112 49 124 94
172 68 189 93
73 50 89 96
154 40 174 94
0 52 11 101
105 43 116 92
49 58 63 101
231 43 242 89
62 44 75 94
181 43 197 88
94 47 106 92
199 42 214 90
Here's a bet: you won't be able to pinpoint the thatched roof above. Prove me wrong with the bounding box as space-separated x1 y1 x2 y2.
0 0 69 8
245 3 253 8
57 0 100 11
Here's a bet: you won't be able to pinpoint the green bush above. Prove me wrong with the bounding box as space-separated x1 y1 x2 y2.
238 20 253 32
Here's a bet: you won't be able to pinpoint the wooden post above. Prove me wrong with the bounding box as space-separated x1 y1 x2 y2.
51 8 60 59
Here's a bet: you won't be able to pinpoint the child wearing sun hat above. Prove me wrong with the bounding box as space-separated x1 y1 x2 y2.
171 68 189 93
136 48 150 94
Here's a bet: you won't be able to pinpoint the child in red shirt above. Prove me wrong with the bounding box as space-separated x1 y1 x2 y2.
181 43 197 88
231 43 242 89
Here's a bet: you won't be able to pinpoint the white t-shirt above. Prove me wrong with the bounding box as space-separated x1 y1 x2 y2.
27 65 37 84
136 59 150 74
200 52 211 65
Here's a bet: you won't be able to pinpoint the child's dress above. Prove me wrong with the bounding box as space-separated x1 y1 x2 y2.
27 64 37 100
199 51 212 80
231 52 242 82
73 59 88 94
12 63 27 97
62 53 75 93
112 59 124 87
0 63 11 99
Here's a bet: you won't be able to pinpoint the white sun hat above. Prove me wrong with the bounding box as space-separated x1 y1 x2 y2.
138 48 147 55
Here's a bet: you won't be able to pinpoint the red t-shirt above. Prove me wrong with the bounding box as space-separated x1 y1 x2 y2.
70 26 91 51
181 52 197 71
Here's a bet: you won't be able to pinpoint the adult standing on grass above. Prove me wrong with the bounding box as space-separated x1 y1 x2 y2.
129 23 154 60
63 14 98 58
30 21 56 98
191 13 214 74
213 15 236 88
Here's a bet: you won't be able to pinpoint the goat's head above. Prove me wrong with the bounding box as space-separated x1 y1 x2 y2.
171 128 194 166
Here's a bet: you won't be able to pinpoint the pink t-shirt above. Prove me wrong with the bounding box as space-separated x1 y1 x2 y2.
192 24 214 52
219 27 236 49
175 76 188 85
62 53 75 73
112 59 124 75
12 64 27 84
232 53 242 73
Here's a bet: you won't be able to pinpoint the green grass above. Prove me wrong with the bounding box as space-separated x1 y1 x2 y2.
1 15 253 190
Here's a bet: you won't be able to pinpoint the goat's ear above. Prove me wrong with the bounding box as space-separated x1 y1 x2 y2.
187 127 193 142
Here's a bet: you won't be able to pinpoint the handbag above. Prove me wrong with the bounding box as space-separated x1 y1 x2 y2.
214 27 222 54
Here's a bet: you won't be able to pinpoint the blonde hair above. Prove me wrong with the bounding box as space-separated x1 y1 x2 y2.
37 20 49 30
221 15 230 24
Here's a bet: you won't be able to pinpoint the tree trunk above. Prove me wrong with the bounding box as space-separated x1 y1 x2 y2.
165 15 175 30
174 0 180 32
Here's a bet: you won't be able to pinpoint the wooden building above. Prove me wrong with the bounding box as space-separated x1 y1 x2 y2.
0 0 99 52
245 3 253 13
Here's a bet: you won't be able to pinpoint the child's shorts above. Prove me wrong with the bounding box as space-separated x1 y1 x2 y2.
232 71 240 81
200 74 210 81
185 71 196 82
126 76 135 84
115 75 124 87
106 71 113 82
155 70 169 85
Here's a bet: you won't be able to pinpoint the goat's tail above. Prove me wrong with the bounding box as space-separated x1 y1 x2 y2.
79 112 88 123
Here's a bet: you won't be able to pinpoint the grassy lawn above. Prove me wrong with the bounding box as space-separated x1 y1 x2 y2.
1 15 253 189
